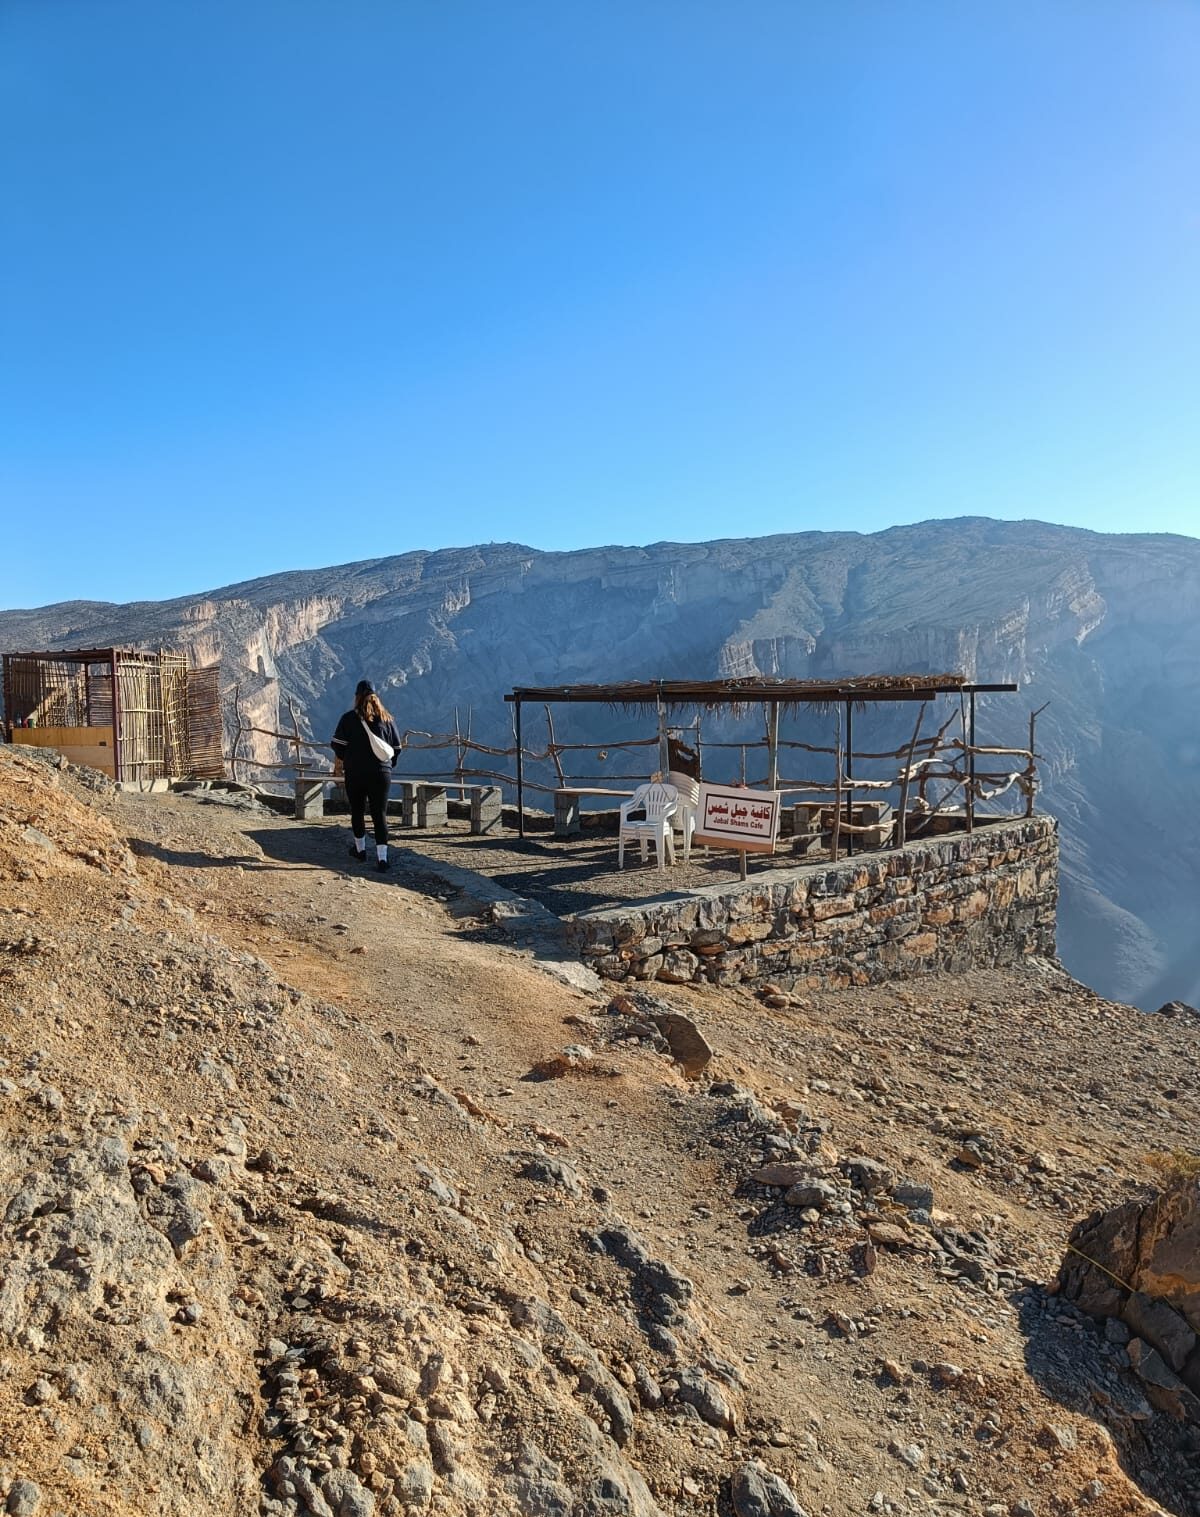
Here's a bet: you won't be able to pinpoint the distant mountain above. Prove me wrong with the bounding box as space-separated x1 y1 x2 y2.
3 517 1197 1010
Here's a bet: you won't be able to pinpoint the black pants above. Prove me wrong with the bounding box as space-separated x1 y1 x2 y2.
346 773 390 847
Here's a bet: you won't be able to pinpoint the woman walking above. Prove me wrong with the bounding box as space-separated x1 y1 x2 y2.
331 680 402 871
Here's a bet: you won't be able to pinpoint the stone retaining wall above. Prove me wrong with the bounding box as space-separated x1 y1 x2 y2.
568 816 1057 990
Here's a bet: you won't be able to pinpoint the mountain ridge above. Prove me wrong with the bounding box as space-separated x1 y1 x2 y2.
12 515 1196 620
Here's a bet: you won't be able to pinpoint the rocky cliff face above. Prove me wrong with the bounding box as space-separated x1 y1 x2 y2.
2 518 1198 1010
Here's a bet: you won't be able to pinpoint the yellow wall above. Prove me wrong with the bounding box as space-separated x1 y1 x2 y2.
12 725 117 778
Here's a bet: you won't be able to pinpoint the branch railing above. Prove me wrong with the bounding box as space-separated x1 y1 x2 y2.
224 686 1045 859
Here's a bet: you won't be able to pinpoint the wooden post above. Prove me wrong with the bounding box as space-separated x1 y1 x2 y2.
110 650 123 783
285 697 303 780
1026 711 1035 818
656 693 669 779
229 682 245 785
514 698 525 839
895 701 926 849
1026 702 1048 817
844 699 854 857
830 707 843 863
766 702 780 791
545 704 566 788
967 690 976 833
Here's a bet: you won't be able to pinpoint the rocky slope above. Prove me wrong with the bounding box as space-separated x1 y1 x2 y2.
2 518 1197 1008
2 744 1200 1516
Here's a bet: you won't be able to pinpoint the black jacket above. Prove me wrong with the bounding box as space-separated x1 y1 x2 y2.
331 709 401 782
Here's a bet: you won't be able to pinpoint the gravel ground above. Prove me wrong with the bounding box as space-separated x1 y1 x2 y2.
397 822 798 915
3 750 1196 1517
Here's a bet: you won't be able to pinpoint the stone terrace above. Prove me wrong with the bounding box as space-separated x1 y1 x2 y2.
567 815 1057 990
378 811 1058 992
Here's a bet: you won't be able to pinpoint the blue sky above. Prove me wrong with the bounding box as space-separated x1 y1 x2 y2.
2 0 1198 607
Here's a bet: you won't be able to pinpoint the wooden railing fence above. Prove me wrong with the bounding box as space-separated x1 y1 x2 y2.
224 687 1046 856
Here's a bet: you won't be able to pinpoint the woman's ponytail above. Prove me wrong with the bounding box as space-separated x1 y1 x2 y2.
357 690 392 724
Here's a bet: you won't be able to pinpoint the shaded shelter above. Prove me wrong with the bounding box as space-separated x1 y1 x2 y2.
2 647 224 783
504 674 1018 840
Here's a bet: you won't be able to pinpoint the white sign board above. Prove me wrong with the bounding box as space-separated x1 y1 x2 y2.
693 784 780 854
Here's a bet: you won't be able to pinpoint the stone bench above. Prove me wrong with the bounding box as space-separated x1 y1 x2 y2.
293 777 501 835
402 782 502 832
553 787 636 839
294 777 346 820
791 800 894 854
399 781 444 829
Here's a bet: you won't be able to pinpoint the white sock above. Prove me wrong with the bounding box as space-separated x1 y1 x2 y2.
353 836 366 854
376 844 388 862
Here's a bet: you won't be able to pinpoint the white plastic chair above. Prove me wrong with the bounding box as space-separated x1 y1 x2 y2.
667 770 700 862
618 782 679 868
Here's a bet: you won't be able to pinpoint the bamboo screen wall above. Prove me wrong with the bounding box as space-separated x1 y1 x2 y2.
2 654 114 730
2 649 225 782
183 666 224 780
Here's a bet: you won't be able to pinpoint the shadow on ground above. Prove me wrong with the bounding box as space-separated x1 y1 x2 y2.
247 824 694 916
483 838 700 915
245 825 484 910
1015 1285 1200 1515
129 837 266 871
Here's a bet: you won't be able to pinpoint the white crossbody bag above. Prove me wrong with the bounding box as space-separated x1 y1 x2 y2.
360 719 395 764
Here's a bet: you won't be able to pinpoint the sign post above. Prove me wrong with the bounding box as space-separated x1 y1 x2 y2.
693 783 780 877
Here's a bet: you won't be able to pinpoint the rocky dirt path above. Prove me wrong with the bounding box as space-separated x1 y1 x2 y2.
1 755 1197 1517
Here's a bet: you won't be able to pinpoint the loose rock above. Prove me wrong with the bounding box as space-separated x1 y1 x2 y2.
730 1460 808 1517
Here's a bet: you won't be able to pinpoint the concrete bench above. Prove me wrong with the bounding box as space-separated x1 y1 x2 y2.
903 808 967 838
294 777 500 835
553 787 636 839
294 777 346 820
401 782 502 832
791 800 894 853
468 785 503 834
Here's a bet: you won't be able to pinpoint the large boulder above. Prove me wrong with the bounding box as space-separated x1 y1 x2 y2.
1058 1177 1200 1416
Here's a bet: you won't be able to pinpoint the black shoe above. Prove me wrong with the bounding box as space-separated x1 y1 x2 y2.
348 845 366 861
375 857 390 873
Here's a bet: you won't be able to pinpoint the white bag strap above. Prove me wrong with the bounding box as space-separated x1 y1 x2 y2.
360 718 395 763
